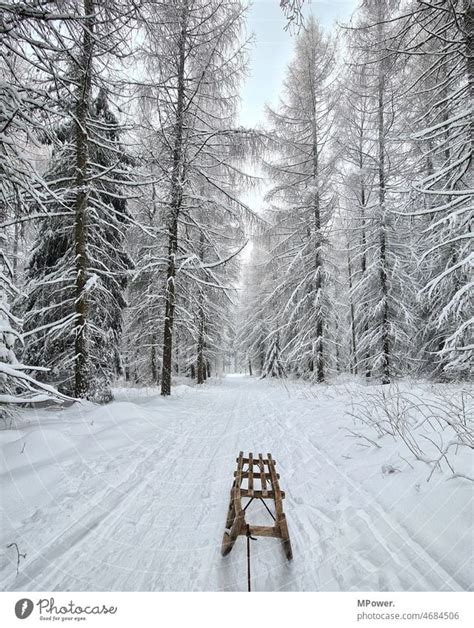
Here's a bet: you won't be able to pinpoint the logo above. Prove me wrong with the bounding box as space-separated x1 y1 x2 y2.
13 597 118 622
14 599 34 620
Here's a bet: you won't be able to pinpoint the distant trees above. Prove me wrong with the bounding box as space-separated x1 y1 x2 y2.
238 237 272 376
250 17 338 381
240 1 471 384
261 332 285 378
126 0 253 395
339 0 472 382
337 0 416 383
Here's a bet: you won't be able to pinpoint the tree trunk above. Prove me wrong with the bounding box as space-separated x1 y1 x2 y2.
174 329 180 374
74 0 95 399
161 1 188 396
358 117 370 378
196 231 206 385
377 15 390 385
150 333 158 383
196 305 205 384
346 243 357 374
465 1 473 152
311 95 324 383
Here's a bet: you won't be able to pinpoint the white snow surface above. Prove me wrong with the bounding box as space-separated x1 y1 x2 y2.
0 375 472 592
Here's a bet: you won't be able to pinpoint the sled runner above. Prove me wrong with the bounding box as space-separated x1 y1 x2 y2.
221 451 293 560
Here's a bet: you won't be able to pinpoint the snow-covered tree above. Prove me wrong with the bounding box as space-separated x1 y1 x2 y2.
238 237 271 376
262 17 338 381
22 90 133 401
0 1 76 416
8 0 139 402
261 331 285 378
0 244 69 420
2 0 470 405
129 0 255 395
339 0 416 383
393 0 473 378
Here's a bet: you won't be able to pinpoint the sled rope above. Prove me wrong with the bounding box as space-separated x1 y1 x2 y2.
246 523 257 592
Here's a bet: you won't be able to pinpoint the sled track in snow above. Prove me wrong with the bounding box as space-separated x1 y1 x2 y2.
8 444 162 590
1 376 470 591
259 383 465 591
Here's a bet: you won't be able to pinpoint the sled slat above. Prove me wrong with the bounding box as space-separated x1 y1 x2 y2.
233 451 244 512
240 524 281 538
241 489 285 499
234 471 279 480
248 453 254 493
258 453 268 497
267 453 283 517
237 457 276 466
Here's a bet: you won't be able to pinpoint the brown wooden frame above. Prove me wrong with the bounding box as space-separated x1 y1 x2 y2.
221 451 293 560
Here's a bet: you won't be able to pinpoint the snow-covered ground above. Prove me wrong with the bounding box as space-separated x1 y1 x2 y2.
0 375 472 591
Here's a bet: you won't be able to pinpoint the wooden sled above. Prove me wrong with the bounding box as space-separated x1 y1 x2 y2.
221 451 293 560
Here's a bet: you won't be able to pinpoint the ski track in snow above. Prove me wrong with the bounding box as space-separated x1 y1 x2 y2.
0 376 471 591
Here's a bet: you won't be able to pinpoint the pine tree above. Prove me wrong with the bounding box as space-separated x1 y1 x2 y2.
263 17 338 381
22 90 133 401
394 0 473 378
1 5 70 417
238 237 271 376
131 0 253 394
261 332 285 378
1 241 68 419
340 0 415 383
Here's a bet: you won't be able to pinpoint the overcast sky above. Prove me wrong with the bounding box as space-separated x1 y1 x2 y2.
238 0 359 127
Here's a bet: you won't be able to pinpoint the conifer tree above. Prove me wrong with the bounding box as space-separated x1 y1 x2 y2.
23 90 133 401
394 0 473 378
263 17 338 381
340 0 415 382
131 0 253 394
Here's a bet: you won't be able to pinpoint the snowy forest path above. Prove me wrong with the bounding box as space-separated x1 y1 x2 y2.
1 376 468 591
